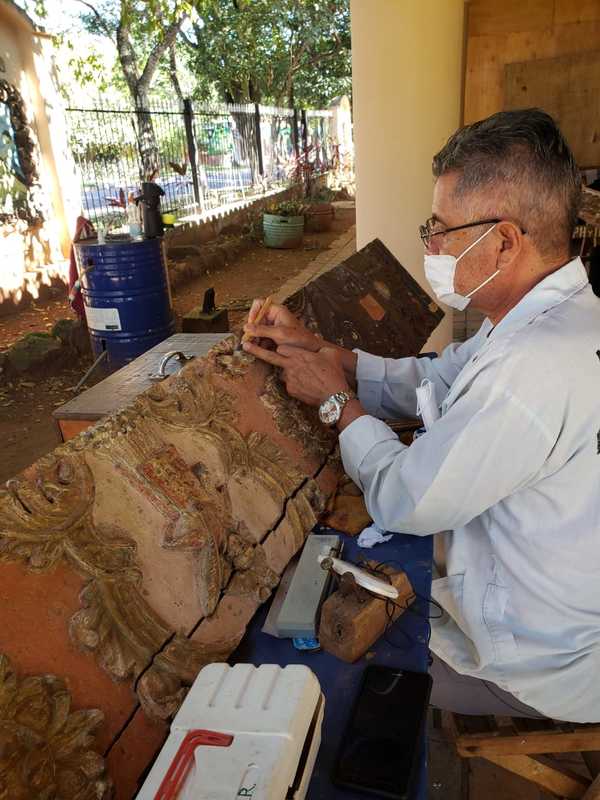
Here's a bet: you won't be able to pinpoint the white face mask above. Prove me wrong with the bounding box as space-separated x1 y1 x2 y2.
424 224 499 311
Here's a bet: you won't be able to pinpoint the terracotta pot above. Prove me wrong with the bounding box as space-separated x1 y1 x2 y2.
305 203 334 232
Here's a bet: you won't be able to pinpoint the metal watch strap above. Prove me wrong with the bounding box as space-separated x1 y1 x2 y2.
332 390 356 407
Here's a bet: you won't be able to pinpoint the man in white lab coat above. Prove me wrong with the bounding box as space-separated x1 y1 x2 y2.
243 109 600 722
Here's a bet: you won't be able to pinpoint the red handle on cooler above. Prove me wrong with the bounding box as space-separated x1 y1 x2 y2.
154 728 234 799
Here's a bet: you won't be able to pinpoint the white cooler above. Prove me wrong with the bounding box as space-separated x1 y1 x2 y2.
137 663 325 800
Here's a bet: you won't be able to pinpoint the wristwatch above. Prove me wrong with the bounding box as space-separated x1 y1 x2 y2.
318 390 356 426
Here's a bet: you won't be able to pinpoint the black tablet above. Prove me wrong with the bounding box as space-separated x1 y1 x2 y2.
333 665 432 800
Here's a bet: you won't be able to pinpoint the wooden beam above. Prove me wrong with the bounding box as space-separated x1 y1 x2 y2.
485 754 590 799
457 726 600 758
583 772 600 800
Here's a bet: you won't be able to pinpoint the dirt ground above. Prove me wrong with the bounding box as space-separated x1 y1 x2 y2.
0 215 355 483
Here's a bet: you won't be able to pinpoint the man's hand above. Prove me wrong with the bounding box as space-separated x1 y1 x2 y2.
242 341 349 407
245 297 359 386
245 299 321 352
244 320 321 353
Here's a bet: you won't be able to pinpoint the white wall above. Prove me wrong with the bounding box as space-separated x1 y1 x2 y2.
350 0 465 352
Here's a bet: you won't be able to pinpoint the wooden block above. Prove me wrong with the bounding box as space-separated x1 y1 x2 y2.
319 563 415 663
181 308 229 333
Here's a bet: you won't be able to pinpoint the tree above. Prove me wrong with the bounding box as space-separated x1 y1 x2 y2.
181 0 351 107
76 0 192 175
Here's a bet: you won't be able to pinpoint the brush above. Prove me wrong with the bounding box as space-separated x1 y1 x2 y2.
236 295 273 350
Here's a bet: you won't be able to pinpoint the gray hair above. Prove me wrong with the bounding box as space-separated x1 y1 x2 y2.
432 109 581 257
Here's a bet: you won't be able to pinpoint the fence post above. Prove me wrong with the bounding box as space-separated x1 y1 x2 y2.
183 98 201 208
292 108 300 159
301 108 309 156
301 109 310 194
254 103 264 178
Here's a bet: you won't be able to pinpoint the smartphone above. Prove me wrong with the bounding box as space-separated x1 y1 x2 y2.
333 665 432 800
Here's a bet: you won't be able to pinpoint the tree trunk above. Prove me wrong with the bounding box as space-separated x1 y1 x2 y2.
134 87 160 180
116 9 187 181
224 83 261 183
168 45 184 104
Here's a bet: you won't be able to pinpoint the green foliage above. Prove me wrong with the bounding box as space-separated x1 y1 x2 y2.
21 0 350 109
308 183 335 203
179 0 351 106
265 199 306 217
70 137 131 165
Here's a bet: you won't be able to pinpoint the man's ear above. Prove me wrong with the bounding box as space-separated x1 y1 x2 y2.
496 221 522 268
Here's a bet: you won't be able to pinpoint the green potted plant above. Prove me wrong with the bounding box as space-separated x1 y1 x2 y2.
305 185 335 232
263 199 306 249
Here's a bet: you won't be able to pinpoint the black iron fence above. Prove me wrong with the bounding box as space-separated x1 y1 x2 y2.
65 99 335 226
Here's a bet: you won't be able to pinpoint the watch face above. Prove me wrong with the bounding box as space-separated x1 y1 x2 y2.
319 397 340 426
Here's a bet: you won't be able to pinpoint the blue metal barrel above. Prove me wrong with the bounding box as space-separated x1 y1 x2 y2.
75 238 175 369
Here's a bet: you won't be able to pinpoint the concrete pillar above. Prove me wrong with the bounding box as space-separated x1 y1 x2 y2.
350 0 465 352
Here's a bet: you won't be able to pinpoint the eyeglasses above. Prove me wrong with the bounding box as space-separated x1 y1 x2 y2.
419 217 500 247
419 217 527 251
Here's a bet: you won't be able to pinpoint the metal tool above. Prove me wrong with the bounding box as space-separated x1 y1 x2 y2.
149 351 193 381
318 555 400 600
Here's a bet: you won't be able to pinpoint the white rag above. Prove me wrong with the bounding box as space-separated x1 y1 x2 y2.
357 524 393 548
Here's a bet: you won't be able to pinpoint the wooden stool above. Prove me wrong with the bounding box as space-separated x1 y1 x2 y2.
452 713 600 798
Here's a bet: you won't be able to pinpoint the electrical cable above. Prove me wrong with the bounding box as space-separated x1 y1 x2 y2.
332 557 544 717
336 557 445 653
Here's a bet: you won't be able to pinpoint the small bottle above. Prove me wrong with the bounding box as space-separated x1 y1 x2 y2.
127 197 142 238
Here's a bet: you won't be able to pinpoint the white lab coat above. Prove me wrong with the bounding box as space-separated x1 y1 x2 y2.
339 257 600 722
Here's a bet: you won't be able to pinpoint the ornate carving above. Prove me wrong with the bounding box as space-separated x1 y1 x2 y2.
136 478 327 721
0 452 137 581
137 633 238 721
226 540 279 602
0 451 170 686
260 372 336 461
0 80 44 225
0 653 113 799
204 334 254 378
0 370 325 722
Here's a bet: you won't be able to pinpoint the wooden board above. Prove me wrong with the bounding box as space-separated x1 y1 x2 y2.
464 0 600 126
484 754 590 798
53 333 225 427
286 239 444 359
468 0 552 37
504 50 600 167
457 726 600 758
555 0 600 26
